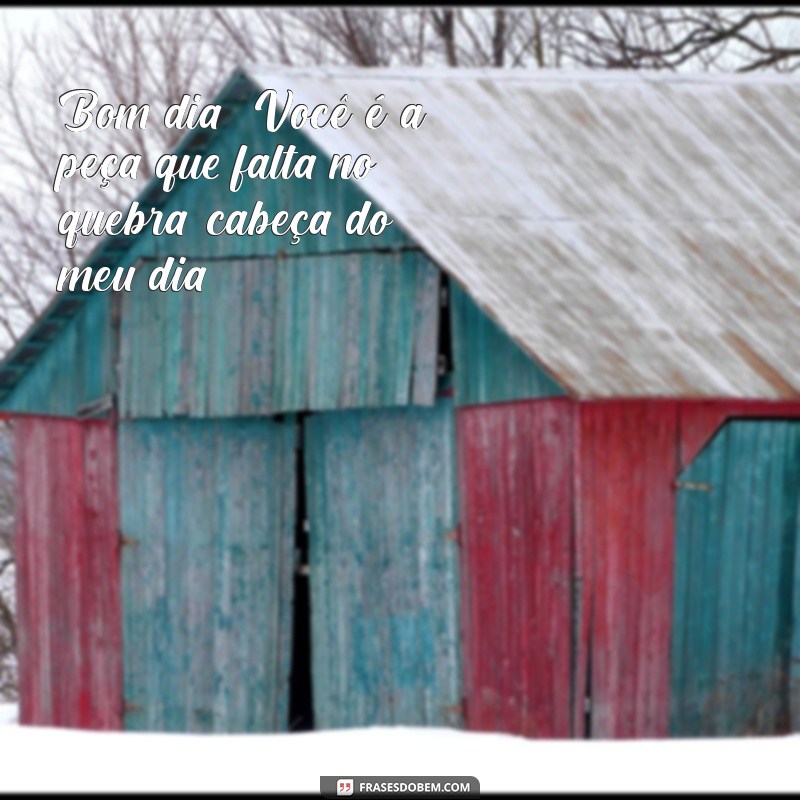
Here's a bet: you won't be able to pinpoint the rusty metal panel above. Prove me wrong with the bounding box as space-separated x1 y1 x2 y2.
14 415 121 729
119 418 296 732
450 282 565 406
118 252 440 418
671 419 800 736
574 401 679 738
250 67 800 399
303 400 462 729
457 399 573 737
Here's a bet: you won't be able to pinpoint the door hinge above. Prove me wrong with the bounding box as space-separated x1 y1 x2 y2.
120 534 140 548
444 527 460 544
122 701 142 714
442 698 466 722
674 480 713 493
77 392 116 419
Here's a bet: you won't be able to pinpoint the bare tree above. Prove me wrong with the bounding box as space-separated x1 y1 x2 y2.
0 8 232 349
209 7 800 73
210 7 573 69
0 422 15 701
556 7 800 72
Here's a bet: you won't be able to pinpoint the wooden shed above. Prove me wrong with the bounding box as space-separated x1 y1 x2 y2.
3 67 800 738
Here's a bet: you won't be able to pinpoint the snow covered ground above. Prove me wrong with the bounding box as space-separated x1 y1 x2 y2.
2 703 800 792
0 703 16 726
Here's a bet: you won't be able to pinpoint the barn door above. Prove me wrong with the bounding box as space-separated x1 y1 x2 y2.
456 400 573 738
14 416 121 729
119 418 297 732
670 419 800 736
303 401 462 728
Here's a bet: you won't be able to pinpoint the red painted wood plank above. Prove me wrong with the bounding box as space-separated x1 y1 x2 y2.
458 399 573 738
458 397 800 740
14 416 121 729
82 422 122 728
575 401 678 738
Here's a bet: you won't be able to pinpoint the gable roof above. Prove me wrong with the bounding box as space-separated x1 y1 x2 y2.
3 66 800 401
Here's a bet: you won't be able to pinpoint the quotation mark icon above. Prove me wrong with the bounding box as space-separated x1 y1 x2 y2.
337 778 354 796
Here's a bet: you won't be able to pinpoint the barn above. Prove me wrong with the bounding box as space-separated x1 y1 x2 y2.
2 66 800 739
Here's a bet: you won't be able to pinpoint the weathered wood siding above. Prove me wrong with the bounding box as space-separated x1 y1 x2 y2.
1 297 112 417
119 418 297 732
122 95 412 262
303 400 462 728
0 98 424 418
574 401 679 738
118 252 440 418
449 282 564 406
671 419 800 736
457 399 573 737
14 416 121 729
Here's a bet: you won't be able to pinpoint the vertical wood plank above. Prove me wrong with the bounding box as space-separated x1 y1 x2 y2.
119 418 296 732
575 401 678 738
457 399 573 738
14 416 121 730
304 400 461 729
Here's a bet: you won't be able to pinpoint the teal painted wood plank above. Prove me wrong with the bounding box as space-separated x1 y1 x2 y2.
140 101 412 258
160 287 180 415
410 255 441 405
1 99 421 415
1 294 111 416
449 281 564 406
670 419 800 736
792 464 800 730
118 252 440 418
119 418 297 732
303 399 462 729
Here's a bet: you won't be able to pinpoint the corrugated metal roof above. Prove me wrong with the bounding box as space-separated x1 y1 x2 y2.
247 65 800 399
4 66 800 400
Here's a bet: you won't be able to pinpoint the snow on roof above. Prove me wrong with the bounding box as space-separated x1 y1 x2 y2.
3 66 800 401
246 64 800 398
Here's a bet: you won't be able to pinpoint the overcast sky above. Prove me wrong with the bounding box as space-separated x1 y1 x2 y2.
2 7 92 33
